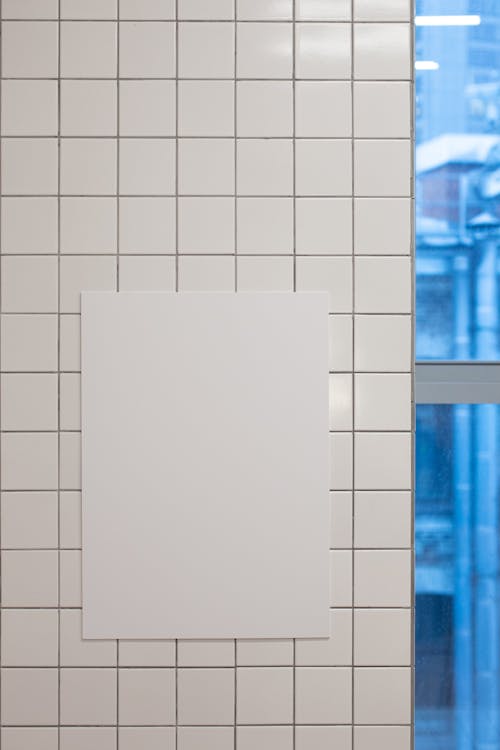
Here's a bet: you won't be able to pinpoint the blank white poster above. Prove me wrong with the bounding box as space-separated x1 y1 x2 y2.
82 292 329 639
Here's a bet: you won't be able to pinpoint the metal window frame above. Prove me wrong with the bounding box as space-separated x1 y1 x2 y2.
415 362 500 403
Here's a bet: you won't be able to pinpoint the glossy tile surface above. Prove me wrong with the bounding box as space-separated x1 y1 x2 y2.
0 0 414 739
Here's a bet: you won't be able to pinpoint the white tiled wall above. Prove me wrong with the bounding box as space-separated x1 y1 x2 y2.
0 1 414 748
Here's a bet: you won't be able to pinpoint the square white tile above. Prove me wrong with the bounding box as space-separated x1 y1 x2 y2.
178 640 234 667
61 198 116 254
1 256 58 314
60 21 117 77
237 82 293 137
2 21 58 77
2 80 58 136
119 641 175 667
119 669 175 725
354 609 411 665
354 82 411 138
178 257 235 291
354 432 411 490
119 257 176 292
60 492 82 549
1 492 58 549
354 140 411 197
119 197 175 254
296 81 351 137
179 139 234 195
178 669 234 725
237 140 293 196
119 80 176 137
1 374 58 431
60 550 82 607
3 0 58 18
237 257 294 292
354 23 411 79
295 140 352 196
237 639 293 666
179 198 235 253
354 491 411 548
178 727 234 750
354 373 411 430
61 0 117 18
1 434 59 491
237 0 292 20
61 80 117 137
295 23 351 78
1 198 58 254
60 139 117 196
119 139 175 196
296 198 352 254
237 668 293 724
2 139 58 195
179 81 234 137
1 669 58 726
354 550 411 607
119 21 175 77
237 198 293 254
354 0 410 20
60 610 116 667
179 0 234 19
1 550 58 606
355 257 411 314
1 610 59 667
237 726 293 750
179 22 234 77
1 315 58 372
354 198 411 254
237 23 293 78
295 667 352 724
354 667 411 724
120 0 175 19
60 668 117 725
296 726 352 750
354 726 411 750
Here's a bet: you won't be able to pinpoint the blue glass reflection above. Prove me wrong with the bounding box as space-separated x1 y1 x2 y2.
416 0 500 361
416 404 500 749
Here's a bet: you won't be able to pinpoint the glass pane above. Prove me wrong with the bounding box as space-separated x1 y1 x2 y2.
416 0 500 360
416 403 500 749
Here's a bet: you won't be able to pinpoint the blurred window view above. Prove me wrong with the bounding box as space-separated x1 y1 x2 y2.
416 2 500 749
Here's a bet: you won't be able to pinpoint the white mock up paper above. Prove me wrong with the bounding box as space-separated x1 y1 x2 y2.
82 292 329 639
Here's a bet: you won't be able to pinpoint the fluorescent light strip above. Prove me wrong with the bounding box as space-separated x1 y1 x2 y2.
416 60 440 71
416 15 481 26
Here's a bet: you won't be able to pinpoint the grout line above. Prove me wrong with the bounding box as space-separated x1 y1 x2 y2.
0 134 414 140
175 3 180 745
56 2 62 748
233 7 238 746
0 76 415 81
0 194 413 200
175 2 180 294
116 10 120 747
292 2 297 746
0 0 3 735
1 17 415 23
0 604 411 611
350 0 356 740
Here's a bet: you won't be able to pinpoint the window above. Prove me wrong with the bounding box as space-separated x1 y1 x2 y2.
416 2 500 749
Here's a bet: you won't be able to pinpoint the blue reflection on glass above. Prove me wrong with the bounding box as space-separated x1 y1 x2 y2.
416 0 500 361
416 404 500 749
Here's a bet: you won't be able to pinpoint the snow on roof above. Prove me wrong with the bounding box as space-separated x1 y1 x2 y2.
416 133 500 174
